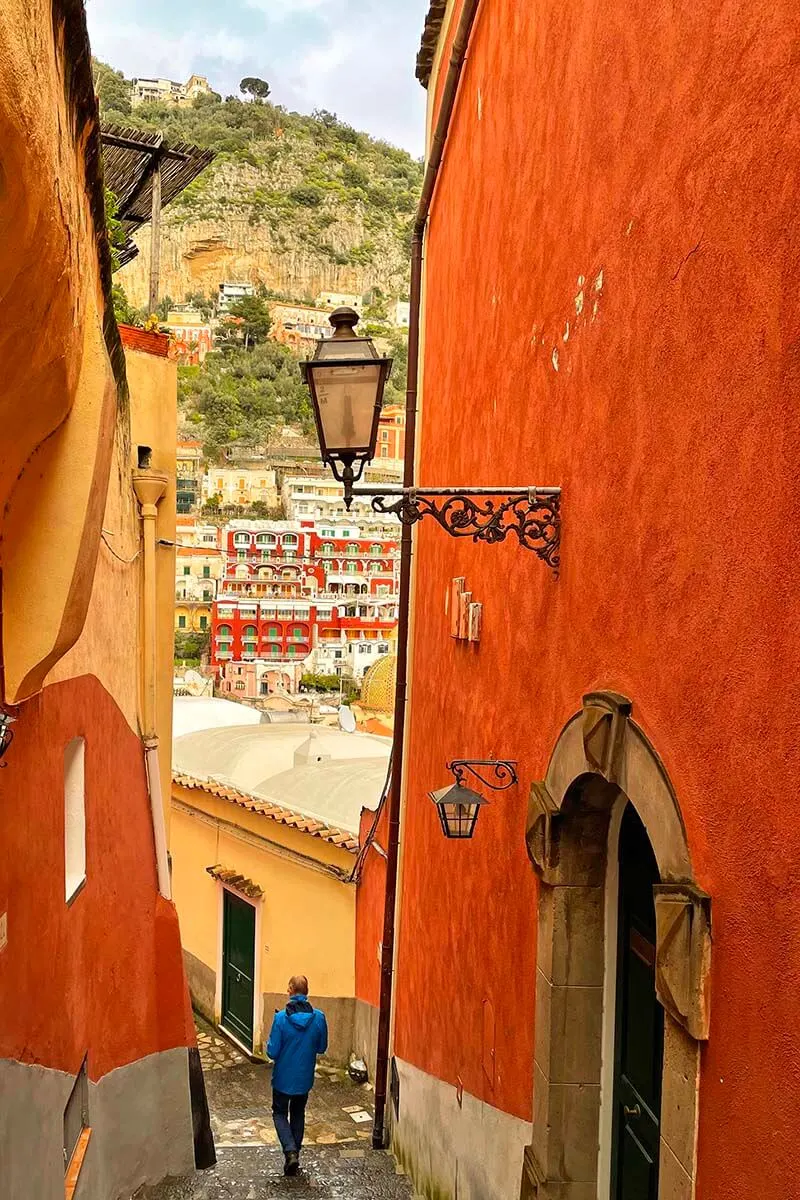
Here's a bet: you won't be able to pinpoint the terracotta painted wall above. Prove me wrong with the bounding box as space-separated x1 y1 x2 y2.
393 0 800 1194
0 676 194 1084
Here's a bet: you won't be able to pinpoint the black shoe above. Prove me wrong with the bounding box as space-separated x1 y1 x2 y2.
284 1151 300 1176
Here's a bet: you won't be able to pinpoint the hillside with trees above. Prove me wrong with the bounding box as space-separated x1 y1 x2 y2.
95 61 416 460
94 60 422 310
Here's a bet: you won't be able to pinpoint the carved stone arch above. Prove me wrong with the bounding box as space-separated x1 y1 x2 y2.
521 692 711 1200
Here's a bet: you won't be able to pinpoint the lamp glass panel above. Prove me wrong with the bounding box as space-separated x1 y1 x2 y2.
310 362 382 454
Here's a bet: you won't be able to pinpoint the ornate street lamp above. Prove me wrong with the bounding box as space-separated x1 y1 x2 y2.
300 311 561 572
429 760 518 840
300 308 393 498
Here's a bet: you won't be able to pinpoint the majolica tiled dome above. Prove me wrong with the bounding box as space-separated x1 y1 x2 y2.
360 653 396 713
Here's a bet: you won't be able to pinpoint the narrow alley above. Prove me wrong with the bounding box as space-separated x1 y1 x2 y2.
134 1021 414 1200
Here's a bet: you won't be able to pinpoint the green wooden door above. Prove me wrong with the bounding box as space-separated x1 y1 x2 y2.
611 805 664 1200
221 890 256 1050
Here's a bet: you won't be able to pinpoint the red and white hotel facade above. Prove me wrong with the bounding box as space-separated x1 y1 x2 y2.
210 520 400 697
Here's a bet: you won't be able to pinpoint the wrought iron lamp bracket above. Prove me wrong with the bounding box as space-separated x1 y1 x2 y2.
0 712 16 768
448 759 518 791
351 485 561 575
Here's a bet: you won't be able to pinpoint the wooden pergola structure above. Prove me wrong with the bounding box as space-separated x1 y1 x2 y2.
101 124 215 312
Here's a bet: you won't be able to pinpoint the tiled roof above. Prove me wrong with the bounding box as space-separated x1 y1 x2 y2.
173 771 359 853
206 865 263 898
417 0 448 87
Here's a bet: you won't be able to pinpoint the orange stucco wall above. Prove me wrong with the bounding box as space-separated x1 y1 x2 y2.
390 0 800 1194
0 676 194 1082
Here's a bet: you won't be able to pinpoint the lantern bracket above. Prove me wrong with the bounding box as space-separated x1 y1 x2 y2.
351 485 561 575
448 759 518 792
0 712 16 768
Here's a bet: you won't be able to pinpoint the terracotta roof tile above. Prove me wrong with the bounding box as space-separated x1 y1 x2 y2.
417 1 448 87
206 865 263 898
173 772 359 853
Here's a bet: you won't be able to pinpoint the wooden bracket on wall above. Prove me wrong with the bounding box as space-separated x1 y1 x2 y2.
448 576 482 643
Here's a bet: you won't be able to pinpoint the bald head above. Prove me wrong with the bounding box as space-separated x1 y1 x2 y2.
288 975 309 997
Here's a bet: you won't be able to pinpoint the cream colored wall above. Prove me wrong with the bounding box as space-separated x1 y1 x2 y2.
171 787 357 1051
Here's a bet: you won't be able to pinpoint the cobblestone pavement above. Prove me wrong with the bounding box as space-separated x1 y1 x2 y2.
134 1018 414 1200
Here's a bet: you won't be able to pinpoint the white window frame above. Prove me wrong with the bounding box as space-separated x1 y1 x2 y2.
64 738 86 903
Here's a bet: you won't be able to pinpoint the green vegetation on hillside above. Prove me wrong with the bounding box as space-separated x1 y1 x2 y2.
93 60 422 272
95 61 416 458
178 340 313 462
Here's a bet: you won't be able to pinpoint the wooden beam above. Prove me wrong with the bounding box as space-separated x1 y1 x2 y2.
148 159 162 315
100 131 189 161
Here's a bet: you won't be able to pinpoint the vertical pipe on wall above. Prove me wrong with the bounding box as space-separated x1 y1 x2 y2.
133 467 171 898
371 0 483 1149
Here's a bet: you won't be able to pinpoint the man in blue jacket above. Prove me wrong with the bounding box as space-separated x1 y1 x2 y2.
267 975 328 1176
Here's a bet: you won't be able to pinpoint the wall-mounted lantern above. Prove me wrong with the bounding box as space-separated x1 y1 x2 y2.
429 760 518 840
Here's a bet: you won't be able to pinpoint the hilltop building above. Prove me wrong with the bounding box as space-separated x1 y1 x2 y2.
130 73 213 109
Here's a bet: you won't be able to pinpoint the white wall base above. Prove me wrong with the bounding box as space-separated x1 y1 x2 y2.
392 1057 532 1200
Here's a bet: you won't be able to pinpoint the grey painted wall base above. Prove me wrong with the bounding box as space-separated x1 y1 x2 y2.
391 1057 532 1200
0 1047 195 1200
184 948 216 1024
262 993 355 1066
354 998 379 1082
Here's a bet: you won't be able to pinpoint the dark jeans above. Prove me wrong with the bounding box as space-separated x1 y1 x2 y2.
272 1088 308 1154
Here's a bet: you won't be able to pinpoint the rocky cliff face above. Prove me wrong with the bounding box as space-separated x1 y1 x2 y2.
114 122 418 310
118 209 410 309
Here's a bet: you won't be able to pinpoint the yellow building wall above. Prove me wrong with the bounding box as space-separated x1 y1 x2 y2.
126 347 178 832
171 786 356 1057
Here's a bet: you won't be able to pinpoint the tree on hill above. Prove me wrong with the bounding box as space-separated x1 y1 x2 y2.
92 59 131 116
240 77 271 102
219 295 272 350
178 340 312 460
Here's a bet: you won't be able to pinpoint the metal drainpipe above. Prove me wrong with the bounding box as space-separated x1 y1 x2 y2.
371 0 484 1150
133 463 172 899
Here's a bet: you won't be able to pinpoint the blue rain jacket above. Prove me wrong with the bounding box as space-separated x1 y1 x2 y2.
267 996 328 1096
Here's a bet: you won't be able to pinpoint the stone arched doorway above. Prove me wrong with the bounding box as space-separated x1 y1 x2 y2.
520 693 711 1200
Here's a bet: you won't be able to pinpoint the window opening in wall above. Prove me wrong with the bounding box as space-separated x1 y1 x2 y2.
63 1054 90 1189
64 739 86 903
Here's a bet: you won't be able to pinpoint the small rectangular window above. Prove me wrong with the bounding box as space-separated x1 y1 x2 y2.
178 615 186 629
64 1055 90 1179
202 565 210 578
64 739 86 903
199 616 208 630
183 566 190 576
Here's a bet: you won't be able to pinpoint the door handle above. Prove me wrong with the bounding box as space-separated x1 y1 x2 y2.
624 1104 641 1119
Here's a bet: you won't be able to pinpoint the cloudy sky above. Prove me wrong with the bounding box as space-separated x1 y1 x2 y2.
85 0 430 156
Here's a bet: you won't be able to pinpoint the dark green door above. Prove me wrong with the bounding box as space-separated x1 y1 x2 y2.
221 890 256 1050
611 805 664 1200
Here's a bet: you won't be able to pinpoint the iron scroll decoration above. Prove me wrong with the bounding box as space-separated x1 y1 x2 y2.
369 489 561 574
448 760 519 791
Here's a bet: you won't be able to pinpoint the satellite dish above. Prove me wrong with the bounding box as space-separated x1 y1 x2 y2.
338 705 357 734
